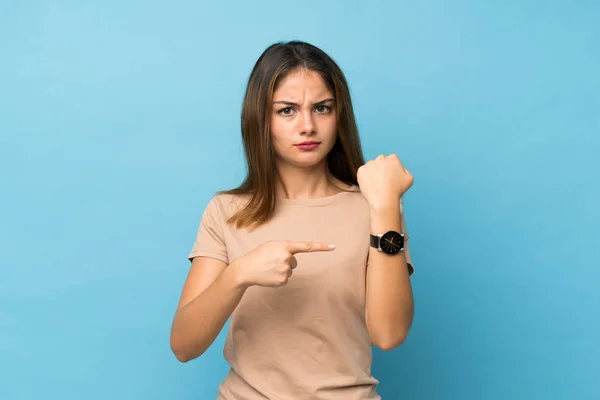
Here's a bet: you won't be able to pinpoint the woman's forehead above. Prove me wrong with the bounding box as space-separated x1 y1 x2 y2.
274 70 332 101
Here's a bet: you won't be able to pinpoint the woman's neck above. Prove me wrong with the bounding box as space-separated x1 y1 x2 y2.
274 162 349 200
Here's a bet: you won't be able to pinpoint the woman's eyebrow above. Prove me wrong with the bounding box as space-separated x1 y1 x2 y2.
272 98 335 106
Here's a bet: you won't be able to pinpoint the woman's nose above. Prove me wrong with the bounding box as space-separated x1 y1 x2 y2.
298 110 316 135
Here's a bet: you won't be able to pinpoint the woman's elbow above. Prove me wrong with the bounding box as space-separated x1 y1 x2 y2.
170 334 191 363
170 324 203 363
370 327 409 351
374 334 407 351
171 336 205 363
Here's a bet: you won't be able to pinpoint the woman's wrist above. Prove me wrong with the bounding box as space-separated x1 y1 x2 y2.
225 259 252 290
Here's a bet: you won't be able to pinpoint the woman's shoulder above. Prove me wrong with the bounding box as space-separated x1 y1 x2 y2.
208 191 250 216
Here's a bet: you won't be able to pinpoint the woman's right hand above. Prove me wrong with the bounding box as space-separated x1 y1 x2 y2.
231 240 336 288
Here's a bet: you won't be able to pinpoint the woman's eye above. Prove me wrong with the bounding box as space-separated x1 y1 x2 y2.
278 107 294 115
278 106 331 115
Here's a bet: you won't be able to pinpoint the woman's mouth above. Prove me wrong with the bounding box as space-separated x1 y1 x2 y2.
295 141 321 151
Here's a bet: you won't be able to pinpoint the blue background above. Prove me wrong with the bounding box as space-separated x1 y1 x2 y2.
1 1 599 399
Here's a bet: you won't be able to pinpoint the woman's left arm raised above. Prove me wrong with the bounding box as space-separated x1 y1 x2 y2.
358 154 415 351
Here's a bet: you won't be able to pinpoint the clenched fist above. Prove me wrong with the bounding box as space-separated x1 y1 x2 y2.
357 154 414 210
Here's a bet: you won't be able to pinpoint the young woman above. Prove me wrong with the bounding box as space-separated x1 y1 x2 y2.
170 40 416 400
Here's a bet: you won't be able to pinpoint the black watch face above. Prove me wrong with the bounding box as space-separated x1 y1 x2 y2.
380 231 404 255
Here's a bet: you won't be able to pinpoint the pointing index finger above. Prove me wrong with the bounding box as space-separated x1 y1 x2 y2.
286 241 336 254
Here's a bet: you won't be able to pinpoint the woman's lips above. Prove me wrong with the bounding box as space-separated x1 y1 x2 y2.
295 141 321 151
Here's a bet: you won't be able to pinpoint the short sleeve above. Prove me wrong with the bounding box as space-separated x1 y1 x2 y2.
187 197 229 264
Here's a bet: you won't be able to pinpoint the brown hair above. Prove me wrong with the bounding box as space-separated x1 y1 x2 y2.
219 40 365 229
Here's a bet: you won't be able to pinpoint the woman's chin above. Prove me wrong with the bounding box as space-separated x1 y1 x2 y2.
286 154 327 169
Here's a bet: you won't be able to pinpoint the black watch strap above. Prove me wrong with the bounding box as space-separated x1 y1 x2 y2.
369 234 380 249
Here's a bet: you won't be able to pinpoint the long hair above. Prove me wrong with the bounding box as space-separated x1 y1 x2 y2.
219 40 365 229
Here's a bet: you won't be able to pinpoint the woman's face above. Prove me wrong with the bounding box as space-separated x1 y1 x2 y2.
270 68 337 169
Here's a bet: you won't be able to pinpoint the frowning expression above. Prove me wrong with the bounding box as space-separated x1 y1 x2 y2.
270 69 337 168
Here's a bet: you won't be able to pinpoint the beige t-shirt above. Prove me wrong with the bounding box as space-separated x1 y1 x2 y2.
188 186 414 400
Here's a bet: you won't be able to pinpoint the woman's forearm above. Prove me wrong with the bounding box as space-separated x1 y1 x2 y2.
170 265 246 362
365 204 414 350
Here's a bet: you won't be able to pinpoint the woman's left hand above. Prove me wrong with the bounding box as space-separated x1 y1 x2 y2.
357 154 414 210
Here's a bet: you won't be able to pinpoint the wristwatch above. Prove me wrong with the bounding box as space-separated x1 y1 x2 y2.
370 230 405 255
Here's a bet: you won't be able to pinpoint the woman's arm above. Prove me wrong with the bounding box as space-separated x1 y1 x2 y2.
365 204 414 351
171 239 334 361
170 257 246 362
